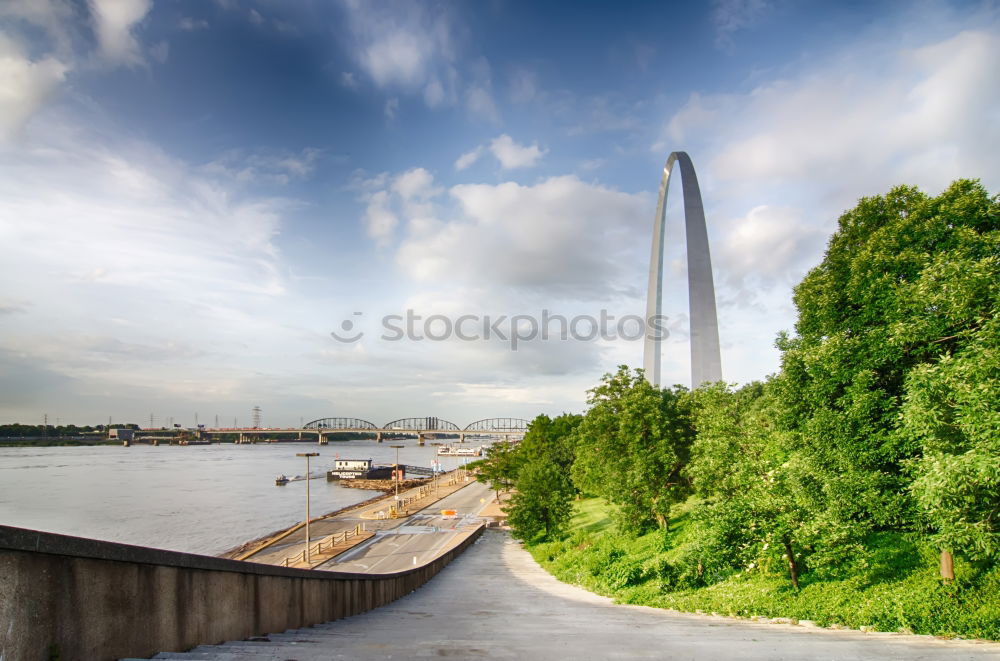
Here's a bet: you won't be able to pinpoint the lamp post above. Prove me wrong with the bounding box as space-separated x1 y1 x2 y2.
390 444 404 515
296 452 319 566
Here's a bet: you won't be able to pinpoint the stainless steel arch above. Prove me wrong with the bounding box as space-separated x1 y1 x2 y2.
381 417 461 432
303 417 379 430
643 151 722 388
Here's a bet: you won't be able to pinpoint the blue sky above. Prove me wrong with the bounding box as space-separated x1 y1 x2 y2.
1 0 998 427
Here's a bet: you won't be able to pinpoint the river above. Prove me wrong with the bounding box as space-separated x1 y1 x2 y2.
0 440 478 556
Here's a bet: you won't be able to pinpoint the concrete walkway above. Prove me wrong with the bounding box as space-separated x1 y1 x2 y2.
133 531 1000 660
236 470 474 568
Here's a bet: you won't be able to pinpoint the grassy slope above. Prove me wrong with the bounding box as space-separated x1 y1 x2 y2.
527 498 1000 640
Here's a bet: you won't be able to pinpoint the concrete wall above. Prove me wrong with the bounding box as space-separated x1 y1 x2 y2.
0 524 483 661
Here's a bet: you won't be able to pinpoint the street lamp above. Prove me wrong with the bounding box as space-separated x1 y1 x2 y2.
390 444 404 516
296 452 320 566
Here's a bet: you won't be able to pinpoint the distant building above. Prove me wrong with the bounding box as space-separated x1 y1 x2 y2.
327 458 373 479
108 428 135 441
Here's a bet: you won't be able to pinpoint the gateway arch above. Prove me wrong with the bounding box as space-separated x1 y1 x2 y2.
642 151 722 388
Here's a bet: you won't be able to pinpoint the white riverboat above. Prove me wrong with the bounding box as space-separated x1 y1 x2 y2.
436 445 482 457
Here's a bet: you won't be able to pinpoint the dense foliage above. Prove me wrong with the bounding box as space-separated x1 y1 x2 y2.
497 180 999 635
530 498 1000 639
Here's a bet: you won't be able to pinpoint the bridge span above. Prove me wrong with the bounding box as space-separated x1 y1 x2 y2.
132 416 530 445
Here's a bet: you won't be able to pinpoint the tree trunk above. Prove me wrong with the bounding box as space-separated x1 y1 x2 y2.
783 538 800 590
940 549 955 581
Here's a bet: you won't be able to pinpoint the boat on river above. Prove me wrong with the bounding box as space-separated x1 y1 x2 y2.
436 445 482 457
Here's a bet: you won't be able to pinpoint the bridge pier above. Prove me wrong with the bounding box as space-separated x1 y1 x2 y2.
318 432 327 445
376 431 382 443
417 433 424 446
459 433 465 444
298 431 302 440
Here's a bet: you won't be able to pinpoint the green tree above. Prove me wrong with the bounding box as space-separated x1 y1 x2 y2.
474 440 523 501
686 380 830 589
571 366 694 532
901 316 1000 574
778 180 999 538
507 459 574 541
519 413 582 471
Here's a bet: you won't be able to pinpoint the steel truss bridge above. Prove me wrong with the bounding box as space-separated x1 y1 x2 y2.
297 416 530 443
132 417 529 446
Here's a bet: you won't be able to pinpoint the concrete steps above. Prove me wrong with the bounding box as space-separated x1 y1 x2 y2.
120 625 360 661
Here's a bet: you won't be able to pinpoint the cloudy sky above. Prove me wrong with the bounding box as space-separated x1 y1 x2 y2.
1 0 998 428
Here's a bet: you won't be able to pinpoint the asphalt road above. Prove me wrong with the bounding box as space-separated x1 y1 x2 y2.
320 478 491 573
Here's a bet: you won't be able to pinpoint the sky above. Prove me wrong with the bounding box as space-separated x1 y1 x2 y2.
1 0 998 428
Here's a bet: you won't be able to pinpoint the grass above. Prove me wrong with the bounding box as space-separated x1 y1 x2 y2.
526 497 1000 640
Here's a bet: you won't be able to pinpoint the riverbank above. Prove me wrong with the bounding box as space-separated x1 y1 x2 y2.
0 442 458 556
527 497 1000 641
0 437 119 447
220 468 475 565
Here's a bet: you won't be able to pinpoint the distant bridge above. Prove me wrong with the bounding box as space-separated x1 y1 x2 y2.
304 416 529 433
130 417 530 446
298 416 530 443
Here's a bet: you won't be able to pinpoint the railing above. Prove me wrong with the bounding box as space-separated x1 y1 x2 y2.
281 523 367 567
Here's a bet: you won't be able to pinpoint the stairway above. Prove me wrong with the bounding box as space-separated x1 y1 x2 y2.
120 623 356 661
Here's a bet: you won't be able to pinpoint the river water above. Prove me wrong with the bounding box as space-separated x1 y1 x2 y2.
0 440 477 556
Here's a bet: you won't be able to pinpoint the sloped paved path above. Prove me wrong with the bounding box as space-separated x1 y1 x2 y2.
131 531 1000 660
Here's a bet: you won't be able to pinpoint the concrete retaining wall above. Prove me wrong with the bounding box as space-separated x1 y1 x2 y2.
0 524 483 661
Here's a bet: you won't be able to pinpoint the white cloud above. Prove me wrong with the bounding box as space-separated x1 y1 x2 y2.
712 0 773 47
201 147 321 185
338 2 495 120
452 134 547 173
354 167 444 245
340 1 452 91
363 190 399 244
0 118 292 342
178 17 208 31
397 175 648 298
384 96 399 120
354 167 649 304
0 112 390 422
454 145 483 171
0 34 68 140
340 71 358 88
668 30 1000 198
717 205 827 286
465 85 499 123
489 134 546 169
423 78 445 107
149 40 168 64
391 167 439 200
88 0 152 65
0 1 76 55
509 68 538 104
364 29 433 88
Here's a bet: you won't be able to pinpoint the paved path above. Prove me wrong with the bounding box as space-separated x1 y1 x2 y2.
321 480 490 573
134 531 1000 660
237 470 474 567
